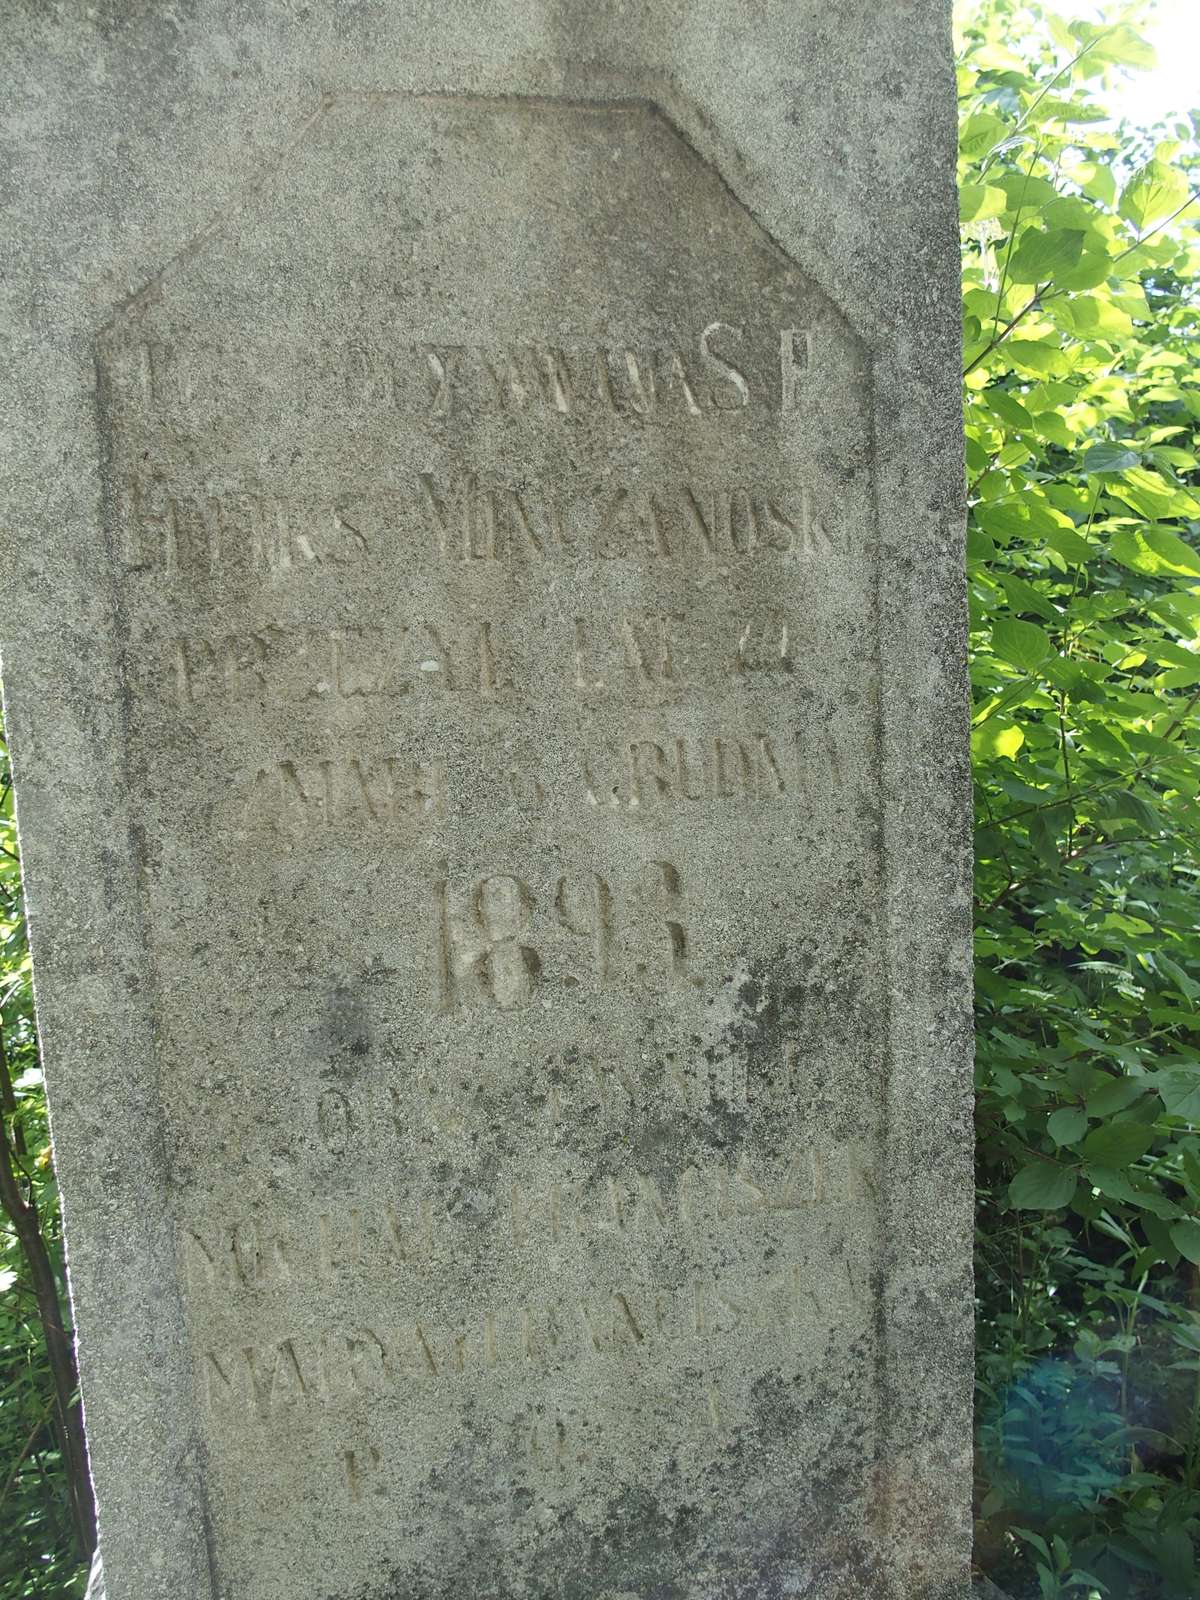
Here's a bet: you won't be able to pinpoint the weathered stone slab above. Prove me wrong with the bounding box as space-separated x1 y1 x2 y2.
1 6 971 1600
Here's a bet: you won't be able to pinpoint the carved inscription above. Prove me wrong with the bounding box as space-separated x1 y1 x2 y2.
313 1040 817 1153
167 619 510 708
583 730 804 810
181 1148 863 1294
153 615 823 720
433 862 687 1011
97 91 882 1598
120 478 372 576
200 1259 847 1422
115 323 811 425
422 476 834 564
244 756 445 835
337 323 810 419
120 471 841 577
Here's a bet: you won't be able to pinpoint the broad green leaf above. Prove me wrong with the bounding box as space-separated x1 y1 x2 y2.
977 502 1033 542
1087 1076 1152 1117
1112 467 1198 520
1039 98 1109 126
1158 1070 1200 1121
1030 409 1073 447
1157 661 1200 689
1119 159 1190 231
1170 1219 1200 1266
1007 226 1086 285
1158 955 1200 1003
1109 526 1200 578
1042 657 1106 703
966 524 995 561
1041 200 1103 233
1055 249 1115 292
1047 1106 1087 1145
1010 1161 1078 1210
1080 1121 1157 1169
997 572 1060 622
984 389 1035 429
1055 296 1131 341
971 677 1040 725
1004 340 1069 377
1028 809 1062 869
1042 525 1093 564
1083 1164 1143 1204
1074 21 1157 72
974 40 1031 71
960 112 1008 161
992 616 1052 671
1080 442 1139 475
995 172 1061 212
960 182 1009 223
972 720 1025 761
1075 160 1117 207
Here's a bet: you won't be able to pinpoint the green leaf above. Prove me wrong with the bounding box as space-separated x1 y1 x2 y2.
997 572 1060 623
1113 467 1197 520
960 111 1009 161
1109 526 1200 578
992 616 1052 671
1027 809 1060 869
1047 1106 1087 1146
1157 661 1200 690
1083 1164 1143 1204
972 720 1025 761
1004 340 1069 377
1082 21 1157 72
1007 226 1086 285
966 524 995 561
995 173 1061 212
977 502 1033 542
1080 442 1139 475
1076 160 1117 208
1054 248 1115 292
960 182 1009 223
1158 1070 1200 1121
1170 1219 1200 1266
1119 159 1190 231
1042 524 1093 563
1080 1121 1157 1169
1087 1076 1151 1117
984 389 1035 430
1010 1161 1078 1210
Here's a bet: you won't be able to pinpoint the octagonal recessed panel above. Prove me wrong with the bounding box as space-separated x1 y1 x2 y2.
97 96 882 1600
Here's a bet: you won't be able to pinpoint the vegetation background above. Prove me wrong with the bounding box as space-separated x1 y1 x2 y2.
1 1 1198 1594
961 1 1200 1594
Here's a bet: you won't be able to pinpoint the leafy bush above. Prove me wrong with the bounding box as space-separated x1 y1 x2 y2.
961 2 1200 1595
0 720 90 1600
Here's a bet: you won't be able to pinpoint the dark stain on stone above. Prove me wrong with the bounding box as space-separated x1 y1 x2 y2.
318 979 371 1075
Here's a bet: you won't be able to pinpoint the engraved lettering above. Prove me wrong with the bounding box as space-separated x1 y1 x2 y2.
244 756 444 836
780 327 812 410
700 321 751 409
622 614 678 684
343 1443 383 1502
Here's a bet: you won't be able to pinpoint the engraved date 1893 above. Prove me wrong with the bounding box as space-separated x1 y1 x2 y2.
433 861 689 1011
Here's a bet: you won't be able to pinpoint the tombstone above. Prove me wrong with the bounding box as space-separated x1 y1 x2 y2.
0 5 971 1599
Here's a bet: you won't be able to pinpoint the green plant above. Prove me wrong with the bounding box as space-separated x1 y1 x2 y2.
961 0 1200 1594
0 715 92 1600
